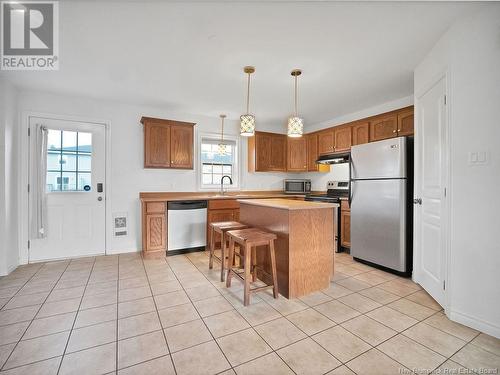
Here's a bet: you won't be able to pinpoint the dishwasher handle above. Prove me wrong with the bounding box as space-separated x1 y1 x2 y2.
167 200 208 210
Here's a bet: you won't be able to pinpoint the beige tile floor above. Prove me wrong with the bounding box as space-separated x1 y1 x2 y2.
0 251 499 375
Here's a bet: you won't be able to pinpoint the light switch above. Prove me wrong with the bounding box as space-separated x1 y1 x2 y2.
468 151 489 166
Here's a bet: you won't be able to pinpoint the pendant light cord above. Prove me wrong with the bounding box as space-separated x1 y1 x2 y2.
221 116 224 142
294 75 298 117
246 73 251 114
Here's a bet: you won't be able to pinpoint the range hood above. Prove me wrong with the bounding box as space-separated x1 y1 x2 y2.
316 151 350 165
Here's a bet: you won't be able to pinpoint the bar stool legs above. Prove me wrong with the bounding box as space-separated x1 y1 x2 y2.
226 229 279 306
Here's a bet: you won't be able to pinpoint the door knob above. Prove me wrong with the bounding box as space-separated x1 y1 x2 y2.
97 196 103 201
413 198 422 205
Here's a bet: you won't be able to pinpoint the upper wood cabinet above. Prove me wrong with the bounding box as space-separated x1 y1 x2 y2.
287 137 307 172
248 131 287 172
397 108 414 136
270 135 287 171
318 129 335 154
352 121 370 146
307 133 319 171
369 113 398 142
170 124 194 168
141 117 195 169
334 126 352 152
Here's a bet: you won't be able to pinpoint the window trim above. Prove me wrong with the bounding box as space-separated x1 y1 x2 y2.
197 131 240 191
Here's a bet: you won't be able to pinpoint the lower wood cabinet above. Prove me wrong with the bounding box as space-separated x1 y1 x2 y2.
340 200 351 249
207 200 240 247
142 201 167 258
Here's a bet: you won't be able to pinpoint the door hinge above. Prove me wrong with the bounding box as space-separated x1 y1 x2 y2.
27 184 30 193
28 127 30 136
444 95 447 105
443 280 446 290
444 187 446 197
27 240 30 249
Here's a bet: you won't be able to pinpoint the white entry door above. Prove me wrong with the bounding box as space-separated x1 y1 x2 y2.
414 76 448 306
29 117 106 262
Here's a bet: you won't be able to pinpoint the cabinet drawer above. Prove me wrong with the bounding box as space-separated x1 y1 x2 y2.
341 200 350 211
208 199 240 210
146 202 166 214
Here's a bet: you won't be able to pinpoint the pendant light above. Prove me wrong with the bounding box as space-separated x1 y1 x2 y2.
240 66 256 136
218 114 227 155
287 69 304 137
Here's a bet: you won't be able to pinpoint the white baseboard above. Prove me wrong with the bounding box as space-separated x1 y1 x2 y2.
449 309 500 339
106 248 140 255
0 262 19 277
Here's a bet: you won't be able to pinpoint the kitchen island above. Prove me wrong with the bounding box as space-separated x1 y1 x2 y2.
238 198 338 298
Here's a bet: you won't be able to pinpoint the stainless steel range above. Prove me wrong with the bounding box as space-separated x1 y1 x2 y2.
305 180 349 253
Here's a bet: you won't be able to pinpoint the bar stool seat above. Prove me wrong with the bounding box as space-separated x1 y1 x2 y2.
225 228 279 306
209 221 248 281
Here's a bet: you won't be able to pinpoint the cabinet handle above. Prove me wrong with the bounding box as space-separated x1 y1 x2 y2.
392 130 397 133
397 129 401 132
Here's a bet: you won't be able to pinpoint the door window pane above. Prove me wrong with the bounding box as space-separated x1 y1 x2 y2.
62 131 77 151
78 154 91 172
45 130 93 192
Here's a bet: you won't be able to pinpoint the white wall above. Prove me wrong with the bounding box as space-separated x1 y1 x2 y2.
0 79 19 276
414 5 500 337
16 91 290 257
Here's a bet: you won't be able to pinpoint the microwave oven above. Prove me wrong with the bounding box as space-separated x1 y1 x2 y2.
284 179 312 194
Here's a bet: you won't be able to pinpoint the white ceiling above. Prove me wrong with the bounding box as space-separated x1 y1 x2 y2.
2 1 478 129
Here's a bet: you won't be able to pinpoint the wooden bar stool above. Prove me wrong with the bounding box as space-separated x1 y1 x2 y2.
225 228 279 306
209 221 248 281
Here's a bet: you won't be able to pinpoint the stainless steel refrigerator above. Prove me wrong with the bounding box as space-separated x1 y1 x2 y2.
350 136 413 275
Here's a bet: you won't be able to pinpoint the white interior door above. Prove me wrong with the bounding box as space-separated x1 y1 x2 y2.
29 117 106 262
414 76 448 306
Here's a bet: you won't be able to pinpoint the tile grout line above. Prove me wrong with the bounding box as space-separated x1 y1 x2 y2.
168 255 235 374
186 253 302 374
1 260 72 372
139 255 178 375
55 257 97 375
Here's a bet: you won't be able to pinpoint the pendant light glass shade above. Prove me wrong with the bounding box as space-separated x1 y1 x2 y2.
287 69 304 137
240 114 255 137
287 116 304 137
240 66 256 137
218 114 227 155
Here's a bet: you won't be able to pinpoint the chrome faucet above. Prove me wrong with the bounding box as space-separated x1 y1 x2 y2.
220 175 233 195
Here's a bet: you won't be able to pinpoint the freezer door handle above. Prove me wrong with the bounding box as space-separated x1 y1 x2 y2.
413 198 422 205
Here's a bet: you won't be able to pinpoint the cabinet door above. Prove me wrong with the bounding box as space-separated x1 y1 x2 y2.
287 137 307 172
270 135 287 171
255 133 272 171
307 134 319 171
334 126 352 152
145 214 166 251
144 122 171 168
397 108 414 136
170 124 193 169
318 130 335 154
207 209 237 247
340 210 351 248
369 114 398 142
352 122 370 146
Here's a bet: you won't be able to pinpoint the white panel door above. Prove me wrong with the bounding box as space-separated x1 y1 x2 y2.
414 77 447 306
29 117 106 261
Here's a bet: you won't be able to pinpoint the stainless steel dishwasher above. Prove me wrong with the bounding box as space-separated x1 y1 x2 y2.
167 200 207 254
